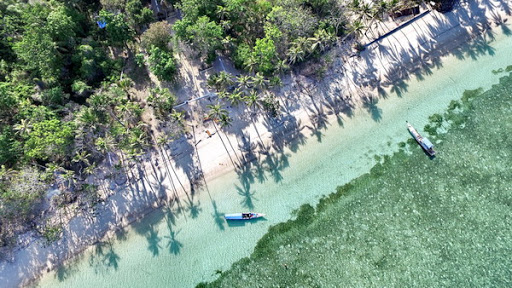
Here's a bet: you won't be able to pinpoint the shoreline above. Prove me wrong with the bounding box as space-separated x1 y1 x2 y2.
2 1 512 287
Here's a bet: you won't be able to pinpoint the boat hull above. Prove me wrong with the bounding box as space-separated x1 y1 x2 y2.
224 213 265 220
407 122 436 156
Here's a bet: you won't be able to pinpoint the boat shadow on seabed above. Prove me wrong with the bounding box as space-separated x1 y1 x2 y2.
225 217 268 227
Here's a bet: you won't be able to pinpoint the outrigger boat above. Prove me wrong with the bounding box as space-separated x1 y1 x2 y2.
224 212 265 220
407 122 436 156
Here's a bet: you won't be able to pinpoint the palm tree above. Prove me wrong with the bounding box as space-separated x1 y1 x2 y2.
72 150 91 178
262 91 281 118
236 75 252 92
359 3 374 21
221 35 235 50
350 0 361 10
0 166 16 183
95 135 116 166
170 110 185 124
311 29 334 53
73 150 91 165
170 110 186 135
220 20 232 32
116 102 142 127
13 119 32 136
287 45 305 65
218 113 233 129
244 91 260 115
216 71 234 91
244 56 258 73
294 37 312 55
216 5 229 20
83 163 97 177
207 104 228 124
309 33 324 53
127 123 149 157
275 59 290 75
117 78 133 92
376 0 389 19
217 91 229 100
227 89 244 107
350 20 366 39
77 107 99 130
251 72 268 90
62 169 76 189
387 0 401 16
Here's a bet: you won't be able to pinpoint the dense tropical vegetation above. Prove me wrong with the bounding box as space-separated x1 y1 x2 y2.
0 0 455 249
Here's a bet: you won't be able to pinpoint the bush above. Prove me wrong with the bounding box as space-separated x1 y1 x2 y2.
134 53 145 67
141 21 172 51
147 88 176 119
42 86 68 106
0 166 47 245
148 47 177 82
42 224 63 244
0 128 18 166
23 119 75 161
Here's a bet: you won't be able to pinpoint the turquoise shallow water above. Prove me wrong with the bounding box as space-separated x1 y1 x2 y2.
37 30 511 287
204 76 512 287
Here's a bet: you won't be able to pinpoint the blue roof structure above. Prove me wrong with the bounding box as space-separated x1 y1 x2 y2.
97 20 107 29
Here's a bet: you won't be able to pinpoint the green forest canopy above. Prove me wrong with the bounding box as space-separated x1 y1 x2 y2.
0 0 454 246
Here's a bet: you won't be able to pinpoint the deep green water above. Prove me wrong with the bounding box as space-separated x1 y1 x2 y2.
202 75 512 287
35 28 512 288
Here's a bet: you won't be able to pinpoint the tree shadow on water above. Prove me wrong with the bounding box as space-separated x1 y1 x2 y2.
260 150 290 184
211 200 225 231
104 243 120 271
55 254 84 282
501 23 512 36
235 182 256 210
115 228 128 242
389 79 408 98
362 96 383 122
185 193 202 219
164 211 183 255
146 224 162 257
88 241 121 275
250 157 267 184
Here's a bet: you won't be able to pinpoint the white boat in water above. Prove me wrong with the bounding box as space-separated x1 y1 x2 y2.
224 212 265 220
407 122 436 156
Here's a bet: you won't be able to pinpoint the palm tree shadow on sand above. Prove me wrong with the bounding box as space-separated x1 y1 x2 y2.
362 96 383 122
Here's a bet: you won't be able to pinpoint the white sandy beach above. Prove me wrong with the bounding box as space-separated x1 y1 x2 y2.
1 1 511 286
